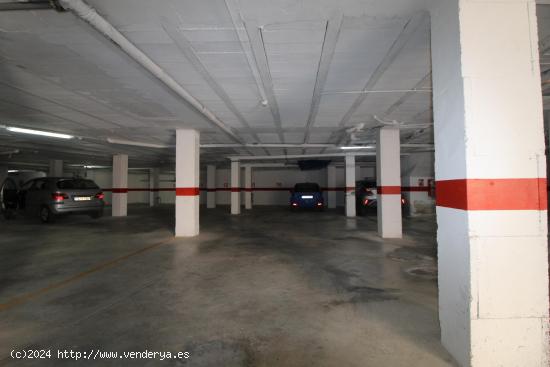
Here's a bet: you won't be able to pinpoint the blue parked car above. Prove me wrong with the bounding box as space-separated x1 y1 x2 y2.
290 182 324 210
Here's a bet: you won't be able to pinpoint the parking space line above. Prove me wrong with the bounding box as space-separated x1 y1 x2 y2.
0 237 175 312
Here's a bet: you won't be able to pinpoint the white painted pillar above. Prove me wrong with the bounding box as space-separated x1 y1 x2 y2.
376 127 402 238
175 129 200 237
149 168 160 207
327 164 336 209
244 166 252 210
431 2 549 366
206 165 216 209
345 155 356 217
230 160 241 215
112 154 128 217
48 159 63 177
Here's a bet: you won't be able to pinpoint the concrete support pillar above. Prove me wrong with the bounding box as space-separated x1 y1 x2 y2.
244 166 252 210
48 159 63 177
149 168 160 207
376 127 402 238
206 165 216 209
112 154 128 217
431 1 548 365
345 155 356 217
327 164 336 209
175 129 200 237
230 160 241 215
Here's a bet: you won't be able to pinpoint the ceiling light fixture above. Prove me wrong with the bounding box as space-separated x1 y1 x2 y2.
339 146 375 150
6 126 73 139
106 137 171 149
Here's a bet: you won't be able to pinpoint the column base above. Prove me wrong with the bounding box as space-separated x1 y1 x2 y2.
175 196 199 237
377 194 402 238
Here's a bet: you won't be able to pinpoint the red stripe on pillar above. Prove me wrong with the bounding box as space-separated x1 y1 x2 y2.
243 188 253 192
175 187 200 196
377 186 401 195
206 188 216 192
230 188 241 192
436 178 547 210
111 188 128 194
345 186 355 192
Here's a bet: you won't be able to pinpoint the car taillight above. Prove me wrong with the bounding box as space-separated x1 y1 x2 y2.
401 198 405 205
52 192 68 202
364 198 369 205
95 192 105 200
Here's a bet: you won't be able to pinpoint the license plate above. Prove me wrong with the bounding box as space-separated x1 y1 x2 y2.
301 195 313 199
74 196 91 201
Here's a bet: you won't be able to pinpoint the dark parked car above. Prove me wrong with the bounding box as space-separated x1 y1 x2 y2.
17 177 105 223
356 180 405 215
1 177 19 219
290 182 324 210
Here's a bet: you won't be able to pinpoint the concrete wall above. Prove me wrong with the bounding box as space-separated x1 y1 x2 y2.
84 165 376 207
401 152 436 216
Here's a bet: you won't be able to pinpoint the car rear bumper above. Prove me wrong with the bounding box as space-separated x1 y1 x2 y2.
50 202 104 215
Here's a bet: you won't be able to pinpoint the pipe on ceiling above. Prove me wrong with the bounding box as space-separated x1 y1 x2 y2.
0 149 20 155
228 152 388 161
57 0 243 144
0 1 64 11
201 143 336 148
106 138 336 149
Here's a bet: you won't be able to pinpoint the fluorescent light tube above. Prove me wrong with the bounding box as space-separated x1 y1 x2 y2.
6 126 73 139
107 137 170 149
339 146 375 150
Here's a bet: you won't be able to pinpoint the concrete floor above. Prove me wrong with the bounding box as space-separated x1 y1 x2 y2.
0 205 456 366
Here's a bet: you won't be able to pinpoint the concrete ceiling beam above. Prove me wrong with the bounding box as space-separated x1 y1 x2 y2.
58 0 244 144
303 13 343 144
383 72 432 118
244 20 285 143
334 11 429 144
161 17 263 156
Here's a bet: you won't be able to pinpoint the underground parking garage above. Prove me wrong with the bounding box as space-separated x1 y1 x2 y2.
0 0 549 366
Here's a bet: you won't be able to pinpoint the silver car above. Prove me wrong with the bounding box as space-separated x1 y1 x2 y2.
18 177 105 223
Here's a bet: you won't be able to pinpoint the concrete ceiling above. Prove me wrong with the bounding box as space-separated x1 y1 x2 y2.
0 0 548 169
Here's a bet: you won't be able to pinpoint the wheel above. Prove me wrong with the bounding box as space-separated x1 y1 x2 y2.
90 210 103 219
40 206 55 223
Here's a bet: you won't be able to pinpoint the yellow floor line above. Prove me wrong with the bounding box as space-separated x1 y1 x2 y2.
0 237 175 312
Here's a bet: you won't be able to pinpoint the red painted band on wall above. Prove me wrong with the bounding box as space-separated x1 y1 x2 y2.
251 187 291 191
103 186 433 193
111 188 128 194
230 188 241 192
377 186 401 195
175 187 200 196
436 178 547 210
345 186 355 192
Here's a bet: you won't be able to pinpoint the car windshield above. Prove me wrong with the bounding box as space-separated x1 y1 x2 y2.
294 183 320 192
57 179 99 190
